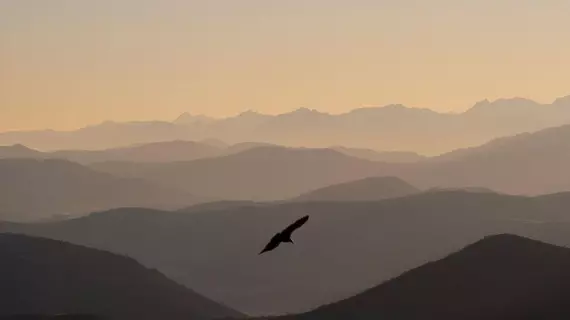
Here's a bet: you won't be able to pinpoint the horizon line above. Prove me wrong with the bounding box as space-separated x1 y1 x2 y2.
2 93 569 134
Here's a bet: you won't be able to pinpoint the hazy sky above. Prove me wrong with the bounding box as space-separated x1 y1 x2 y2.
2 1 570 131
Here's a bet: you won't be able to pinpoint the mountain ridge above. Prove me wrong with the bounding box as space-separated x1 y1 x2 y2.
255 234 570 319
5 191 570 315
3 95 570 154
0 233 242 320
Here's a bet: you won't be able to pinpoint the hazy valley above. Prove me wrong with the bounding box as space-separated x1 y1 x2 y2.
2 98 570 319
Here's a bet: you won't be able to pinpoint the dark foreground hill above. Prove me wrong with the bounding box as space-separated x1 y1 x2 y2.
258 234 570 320
292 176 420 202
0 233 242 320
5 192 570 315
0 315 102 319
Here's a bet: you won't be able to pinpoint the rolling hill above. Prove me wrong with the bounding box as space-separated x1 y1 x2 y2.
0 158 205 221
403 123 570 194
258 234 570 320
0 140 422 165
0 144 44 158
90 123 570 200
0 233 242 320
4 191 570 315
51 140 222 164
293 176 420 202
91 147 395 201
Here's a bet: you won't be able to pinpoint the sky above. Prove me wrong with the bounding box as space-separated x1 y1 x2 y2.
1 0 570 131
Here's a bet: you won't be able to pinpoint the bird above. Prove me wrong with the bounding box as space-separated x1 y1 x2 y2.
259 215 309 255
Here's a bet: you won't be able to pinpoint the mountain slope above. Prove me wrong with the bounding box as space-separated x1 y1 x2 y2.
330 146 426 163
91 147 396 201
293 176 420 202
0 158 204 221
2 95 570 154
265 235 570 320
5 192 570 315
52 140 222 164
88 123 570 200
0 233 242 320
405 123 570 194
0 144 44 158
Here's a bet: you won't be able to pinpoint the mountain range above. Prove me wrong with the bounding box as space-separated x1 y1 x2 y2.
0 158 206 221
4 191 570 315
251 234 570 320
292 176 420 202
0 141 423 165
2 120 570 222
89 122 570 199
2 95 570 154
0 233 242 320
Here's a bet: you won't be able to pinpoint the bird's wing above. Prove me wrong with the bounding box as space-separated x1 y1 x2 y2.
259 233 282 254
281 215 309 237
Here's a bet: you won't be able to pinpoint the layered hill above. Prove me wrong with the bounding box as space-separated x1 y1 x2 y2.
404 123 570 194
0 233 242 320
91 147 394 201
0 141 421 165
5 191 570 315
262 235 570 320
90 123 570 199
293 176 420 202
0 158 204 221
2 95 570 154
52 140 221 164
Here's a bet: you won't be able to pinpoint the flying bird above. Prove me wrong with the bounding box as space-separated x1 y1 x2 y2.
259 215 309 255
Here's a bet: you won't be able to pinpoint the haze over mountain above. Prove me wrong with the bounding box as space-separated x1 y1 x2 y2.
52 140 222 164
401 123 570 194
91 147 391 201
0 158 205 221
90 123 570 200
0 233 242 320
2 96 570 155
258 235 570 320
292 176 420 202
0 140 421 165
0 144 44 159
330 146 426 163
5 191 570 315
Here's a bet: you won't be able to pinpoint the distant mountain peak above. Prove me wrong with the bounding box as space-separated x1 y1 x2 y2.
237 109 265 117
553 94 570 106
290 107 325 115
175 112 192 121
294 107 316 112
174 112 214 125
10 143 32 150
464 97 542 116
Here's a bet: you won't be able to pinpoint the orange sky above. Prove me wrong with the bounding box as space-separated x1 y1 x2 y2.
1 1 570 131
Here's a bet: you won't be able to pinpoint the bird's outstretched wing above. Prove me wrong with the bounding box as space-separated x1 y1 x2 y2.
281 215 309 238
259 233 282 255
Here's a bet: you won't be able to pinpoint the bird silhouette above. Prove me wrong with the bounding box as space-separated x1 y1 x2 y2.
259 215 309 255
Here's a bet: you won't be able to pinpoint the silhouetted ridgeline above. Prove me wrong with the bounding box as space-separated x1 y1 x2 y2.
0 315 102 320
292 176 420 202
0 158 206 221
0 233 242 320
91 123 570 198
2 95 570 154
4 122 570 201
240 235 570 320
90 147 393 201
0 140 423 164
5 191 570 315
